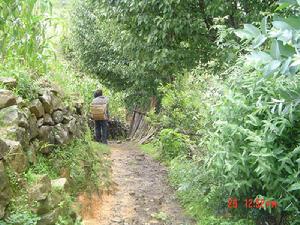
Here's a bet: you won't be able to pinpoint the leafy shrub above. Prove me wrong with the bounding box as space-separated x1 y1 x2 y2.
158 129 190 161
169 158 255 225
0 64 40 101
155 76 204 134
29 131 111 193
0 0 51 73
148 73 220 145
210 2 300 223
150 1 300 224
211 70 300 223
140 143 161 160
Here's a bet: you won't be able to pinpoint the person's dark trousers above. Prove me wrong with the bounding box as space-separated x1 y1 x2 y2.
95 120 108 144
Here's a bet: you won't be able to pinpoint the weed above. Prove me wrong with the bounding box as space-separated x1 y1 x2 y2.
140 143 160 160
151 211 169 222
0 211 40 225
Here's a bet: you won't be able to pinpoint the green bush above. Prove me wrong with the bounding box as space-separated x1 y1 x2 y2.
148 73 219 145
29 131 111 193
158 129 190 161
169 158 254 225
152 76 205 135
210 2 300 223
149 2 300 224
0 0 51 73
210 70 300 223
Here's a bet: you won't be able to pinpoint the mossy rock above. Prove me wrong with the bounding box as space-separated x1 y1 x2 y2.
0 89 16 110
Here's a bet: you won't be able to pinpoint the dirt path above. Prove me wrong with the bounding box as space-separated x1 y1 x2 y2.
79 143 195 225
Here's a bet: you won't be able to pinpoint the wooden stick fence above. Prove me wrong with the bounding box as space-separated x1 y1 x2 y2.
128 110 156 144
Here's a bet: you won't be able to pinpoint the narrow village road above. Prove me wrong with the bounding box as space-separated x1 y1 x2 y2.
80 143 195 225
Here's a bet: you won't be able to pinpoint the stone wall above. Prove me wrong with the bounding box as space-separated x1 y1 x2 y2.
0 77 85 223
88 118 128 140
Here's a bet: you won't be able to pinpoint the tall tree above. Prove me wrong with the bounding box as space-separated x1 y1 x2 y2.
70 0 276 107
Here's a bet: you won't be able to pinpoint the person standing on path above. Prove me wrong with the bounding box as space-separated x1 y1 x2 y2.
91 89 109 144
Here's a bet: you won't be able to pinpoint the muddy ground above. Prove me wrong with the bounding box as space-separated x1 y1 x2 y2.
79 143 195 225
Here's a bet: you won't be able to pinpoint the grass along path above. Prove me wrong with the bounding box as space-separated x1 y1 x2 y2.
79 142 195 225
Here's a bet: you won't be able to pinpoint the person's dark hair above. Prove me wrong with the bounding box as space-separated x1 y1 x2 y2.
94 89 103 98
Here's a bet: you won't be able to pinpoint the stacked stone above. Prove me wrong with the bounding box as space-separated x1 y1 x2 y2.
88 118 128 140
28 175 74 225
108 120 128 139
0 77 85 221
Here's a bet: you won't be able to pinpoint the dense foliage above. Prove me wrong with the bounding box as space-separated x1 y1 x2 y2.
3 0 300 224
139 1 300 224
70 0 278 107
210 2 300 223
0 0 112 224
0 0 51 72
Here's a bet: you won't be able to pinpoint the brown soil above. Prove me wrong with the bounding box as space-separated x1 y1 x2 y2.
79 142 195 225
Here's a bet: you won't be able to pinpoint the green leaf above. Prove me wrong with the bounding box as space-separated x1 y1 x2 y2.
279 42 295 57
284 164 293 174
270 40 281 59
276 2 291 11
234 29 254 40
283 16 300 29
281 57 292 74
244 24 261 36
292 146 300 155
246 51 273 68
278 30 293 44
290 55 300 67
263 60 282 76
272 21 293 30
288 182 300 192
261 17 268 35
278 0 297 4
252 35 267 49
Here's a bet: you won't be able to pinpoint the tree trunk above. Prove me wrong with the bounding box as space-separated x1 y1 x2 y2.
198 0 213 30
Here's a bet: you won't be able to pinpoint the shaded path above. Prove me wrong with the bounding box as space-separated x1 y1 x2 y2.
80 143 195 225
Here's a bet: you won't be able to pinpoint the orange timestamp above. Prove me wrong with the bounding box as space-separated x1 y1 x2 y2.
228 198 278 209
